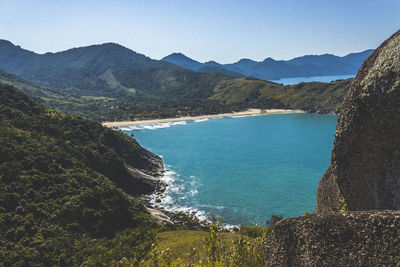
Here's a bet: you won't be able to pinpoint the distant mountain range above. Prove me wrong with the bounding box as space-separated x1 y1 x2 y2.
162 49 374 80
0 39 359 121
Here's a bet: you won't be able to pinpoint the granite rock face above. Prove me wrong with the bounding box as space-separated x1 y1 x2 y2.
264 30 400 266
264 211 400 266
317 30 400 213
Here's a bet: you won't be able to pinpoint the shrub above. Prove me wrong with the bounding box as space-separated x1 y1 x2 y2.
239 225 267 238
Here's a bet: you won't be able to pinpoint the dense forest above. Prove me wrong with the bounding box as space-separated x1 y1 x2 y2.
0 83 164 265
0 40 352 122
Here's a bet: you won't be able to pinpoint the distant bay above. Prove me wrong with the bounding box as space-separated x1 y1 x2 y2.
123 113 337 226
270 74 354 85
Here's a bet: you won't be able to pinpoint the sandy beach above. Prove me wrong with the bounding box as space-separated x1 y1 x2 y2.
102 108 304 127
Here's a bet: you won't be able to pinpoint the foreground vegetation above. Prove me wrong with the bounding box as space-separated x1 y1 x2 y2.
138 216 280 267
0 83 163 265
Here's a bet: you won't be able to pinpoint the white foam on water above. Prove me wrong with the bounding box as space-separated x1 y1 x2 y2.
149 165 208 222
188 189 198 196
159 169 177 184
149 164 238 228
198 204 226 210
230 115 251 118
194 118 208 123
118 121 188 131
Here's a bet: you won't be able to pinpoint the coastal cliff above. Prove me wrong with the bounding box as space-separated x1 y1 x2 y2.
264 30 400 265
0 83 164 265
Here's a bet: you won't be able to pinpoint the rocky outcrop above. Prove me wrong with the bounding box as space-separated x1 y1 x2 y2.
128 165 166 192
264 30 400 265
317 30 400 213
264 211 400 266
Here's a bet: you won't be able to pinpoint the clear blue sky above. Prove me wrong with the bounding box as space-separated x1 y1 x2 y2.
1 0 399 63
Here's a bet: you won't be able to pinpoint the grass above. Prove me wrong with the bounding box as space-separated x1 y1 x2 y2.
136 215 269 267
138 229 264 267
155 230 246 260
154 230 208 257
133 216 282 266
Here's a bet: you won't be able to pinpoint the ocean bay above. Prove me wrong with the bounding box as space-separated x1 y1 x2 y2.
123 113 337 226
270 74 354 85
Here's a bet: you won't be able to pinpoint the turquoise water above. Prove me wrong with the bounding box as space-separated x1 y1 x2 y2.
122 113 337 226
270 74 354 85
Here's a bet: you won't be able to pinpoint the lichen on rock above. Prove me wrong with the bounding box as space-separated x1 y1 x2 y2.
317 29 400 213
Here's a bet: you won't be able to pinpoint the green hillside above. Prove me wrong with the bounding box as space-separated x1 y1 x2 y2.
0 41 353 121
211 78 352 113
0 83 163 265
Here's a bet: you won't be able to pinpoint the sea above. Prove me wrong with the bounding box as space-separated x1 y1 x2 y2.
122 113 338 226
270 74 354 85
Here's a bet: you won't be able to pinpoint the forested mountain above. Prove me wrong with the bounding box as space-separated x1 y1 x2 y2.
0 40 355 121
209 77 352 113
163 49 374 80
0 83 163 265
0 40 225 97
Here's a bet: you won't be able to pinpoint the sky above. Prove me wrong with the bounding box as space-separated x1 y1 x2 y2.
0 0 399 63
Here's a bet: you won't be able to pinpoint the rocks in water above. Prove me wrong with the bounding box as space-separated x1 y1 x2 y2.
317 30 400 213
264 211 400 266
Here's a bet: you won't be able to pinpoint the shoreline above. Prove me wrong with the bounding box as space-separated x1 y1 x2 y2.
140 193 211 230
102 108 305 127
139 172 211 230
139 168 239 230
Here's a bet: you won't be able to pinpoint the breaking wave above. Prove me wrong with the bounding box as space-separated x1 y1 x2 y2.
119 121 187 131
149 165 235 227
194 118 209 123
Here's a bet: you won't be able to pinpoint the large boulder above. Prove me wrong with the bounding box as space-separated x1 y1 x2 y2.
316 30 400 213
265 30 400 265
264 211 400 266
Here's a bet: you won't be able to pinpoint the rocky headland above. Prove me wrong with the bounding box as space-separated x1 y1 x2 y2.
264 30 400 265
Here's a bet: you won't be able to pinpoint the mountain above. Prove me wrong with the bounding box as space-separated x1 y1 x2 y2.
0 83 164 265
0 40 238 121
0 40 172 94
162 53 244 77
162 49 374 80
209 77 352 113
288 50 373 70
196 65 244 77
161 52 203 70
0 40 355 121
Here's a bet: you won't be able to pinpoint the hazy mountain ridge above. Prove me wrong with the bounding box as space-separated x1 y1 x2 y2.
162 49 374 80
